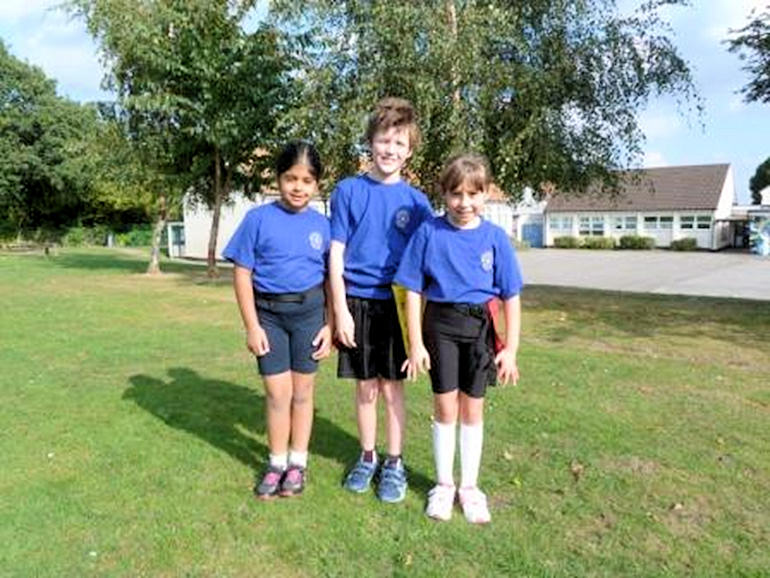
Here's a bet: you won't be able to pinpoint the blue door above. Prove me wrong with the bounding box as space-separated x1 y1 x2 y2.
522 222 543 248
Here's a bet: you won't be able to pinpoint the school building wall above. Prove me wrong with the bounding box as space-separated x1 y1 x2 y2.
181 193 326 260
545 209 733 250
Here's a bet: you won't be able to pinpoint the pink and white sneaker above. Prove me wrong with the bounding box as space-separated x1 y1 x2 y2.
425 484 456 521
458 486 491 524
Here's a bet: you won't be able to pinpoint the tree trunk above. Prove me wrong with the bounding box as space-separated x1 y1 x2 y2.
446 0 461 110
147 193 167 275
206 147 225 278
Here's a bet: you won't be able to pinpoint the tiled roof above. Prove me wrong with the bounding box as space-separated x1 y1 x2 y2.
546 164 730 212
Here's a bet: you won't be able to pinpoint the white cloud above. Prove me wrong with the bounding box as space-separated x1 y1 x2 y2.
643 151 668 168
638 111 682 140
2 1 109 101
705 0 768 41
0 0 56 22
728 94 747 112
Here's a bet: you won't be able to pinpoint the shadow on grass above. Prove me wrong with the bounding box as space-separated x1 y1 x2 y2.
123 367 435 495
124 367 361 472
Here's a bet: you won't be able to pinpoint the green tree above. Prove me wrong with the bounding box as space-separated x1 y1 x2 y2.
749 157 770 205
728 5 770 104
0 41 101 239
69 0 290 276
270 0 699 199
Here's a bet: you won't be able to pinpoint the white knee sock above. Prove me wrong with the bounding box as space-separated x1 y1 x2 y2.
433 420 456 486
288 450 308 468
460 422 484 488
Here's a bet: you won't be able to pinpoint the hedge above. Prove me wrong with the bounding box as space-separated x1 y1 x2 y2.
580 236 616 250
669 237 699 251
553 236 580 248
618 235 656 250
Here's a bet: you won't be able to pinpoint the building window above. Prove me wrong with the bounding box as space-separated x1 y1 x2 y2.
614 216 637 231
680 216 695 230
549 216 573 230
579 216 604 236
696 215 711 229
644 216 673 230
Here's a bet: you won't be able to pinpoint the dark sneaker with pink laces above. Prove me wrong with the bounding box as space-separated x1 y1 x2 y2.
254 466 285 500
279 465 306 497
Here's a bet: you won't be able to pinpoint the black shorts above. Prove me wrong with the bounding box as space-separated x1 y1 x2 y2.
423 301 496 399
255 285 325 375
337 295 407 381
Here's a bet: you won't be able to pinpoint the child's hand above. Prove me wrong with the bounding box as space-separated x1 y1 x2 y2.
400 344 431 382
312 324 333 360
335 307 357 348
246 326 270 357
495 348 519 386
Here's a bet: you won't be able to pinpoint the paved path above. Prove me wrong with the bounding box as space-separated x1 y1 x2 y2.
517 249 770 301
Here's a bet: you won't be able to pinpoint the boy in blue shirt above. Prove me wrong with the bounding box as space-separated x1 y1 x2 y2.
223 142 333 500
395 153 523 523
330 97 433 503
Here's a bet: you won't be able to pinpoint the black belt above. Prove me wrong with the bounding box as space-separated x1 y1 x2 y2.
432 301 488 320
257 285 321 304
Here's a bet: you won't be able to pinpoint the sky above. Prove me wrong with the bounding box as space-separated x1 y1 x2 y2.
1 1 768 204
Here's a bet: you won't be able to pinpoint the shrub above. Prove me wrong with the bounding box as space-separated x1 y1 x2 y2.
670 237 698 251
115 225 154 247
553 236 580 248
513 238 530 250
619 235 655 250
61 225 111 247
580 236 616 249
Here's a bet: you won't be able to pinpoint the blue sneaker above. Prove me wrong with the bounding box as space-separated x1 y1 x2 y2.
377 458 408 503
343 456 378 493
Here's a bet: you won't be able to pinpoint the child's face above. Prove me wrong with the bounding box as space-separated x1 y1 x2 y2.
369 126 412 182
277 163 318 212
444 179 487 228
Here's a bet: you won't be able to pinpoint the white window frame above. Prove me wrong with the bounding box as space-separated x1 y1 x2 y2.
579 216 604 236
696 215 712 230
614 215 637 231
680 215 695 230
549 216 573 231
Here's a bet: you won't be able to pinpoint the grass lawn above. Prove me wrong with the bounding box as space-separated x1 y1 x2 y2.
1 247 769 577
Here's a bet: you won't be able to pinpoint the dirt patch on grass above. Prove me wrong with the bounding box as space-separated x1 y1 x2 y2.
598 456 660 477
662 495 714 538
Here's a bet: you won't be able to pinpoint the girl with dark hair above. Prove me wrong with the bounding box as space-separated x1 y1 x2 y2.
223 141 333 499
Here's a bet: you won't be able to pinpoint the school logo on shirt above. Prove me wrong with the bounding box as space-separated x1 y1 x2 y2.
395 209 410 230
309 231 323 251
481 250 494 272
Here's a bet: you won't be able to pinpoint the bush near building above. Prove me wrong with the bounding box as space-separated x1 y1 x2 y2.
554 236 581 248
619 235 656 250
670 238 699 251
580 236 616 249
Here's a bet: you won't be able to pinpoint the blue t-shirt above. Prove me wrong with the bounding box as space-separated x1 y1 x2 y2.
222 201 330 294
330 174 433 299
394 216 523 304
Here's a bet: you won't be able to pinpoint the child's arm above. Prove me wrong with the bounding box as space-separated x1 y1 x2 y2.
495 294 521 385
233 265 270 356
400 289 431 381
329 240 356 348
312 278 335 360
